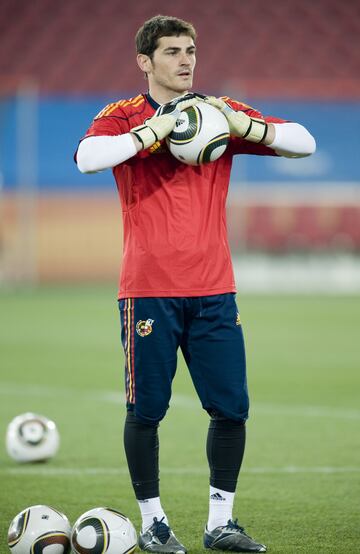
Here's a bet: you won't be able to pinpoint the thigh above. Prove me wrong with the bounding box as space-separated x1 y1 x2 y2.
118 297 183 424
181 294 249 422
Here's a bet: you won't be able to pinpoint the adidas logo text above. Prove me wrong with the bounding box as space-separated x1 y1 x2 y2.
210 493 226 501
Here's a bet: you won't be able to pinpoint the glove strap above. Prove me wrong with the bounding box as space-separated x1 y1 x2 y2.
131 125 158 149
243 119 268 143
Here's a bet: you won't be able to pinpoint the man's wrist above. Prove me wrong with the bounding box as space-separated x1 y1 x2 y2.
242 118 268 143
130 125 158 150
262 123 275 145
131 133 145 152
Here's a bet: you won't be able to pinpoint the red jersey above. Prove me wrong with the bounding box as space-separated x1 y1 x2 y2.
81 93 284 299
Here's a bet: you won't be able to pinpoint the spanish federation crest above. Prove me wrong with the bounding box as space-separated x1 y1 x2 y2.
136 319 155 337
236 312 241 326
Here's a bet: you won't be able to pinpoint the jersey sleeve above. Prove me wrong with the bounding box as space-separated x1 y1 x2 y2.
83 102 131 138
74 102 132 163
223 97 288 157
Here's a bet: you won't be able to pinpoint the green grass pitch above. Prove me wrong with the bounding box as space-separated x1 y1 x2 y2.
0 286 359 553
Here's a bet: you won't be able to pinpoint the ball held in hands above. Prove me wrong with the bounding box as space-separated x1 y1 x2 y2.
131 95 203 150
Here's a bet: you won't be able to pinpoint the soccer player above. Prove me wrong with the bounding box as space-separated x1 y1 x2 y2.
76 14 316 554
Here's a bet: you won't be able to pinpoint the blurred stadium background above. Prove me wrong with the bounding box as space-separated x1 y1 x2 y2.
1 0 360 290
1 3 360 551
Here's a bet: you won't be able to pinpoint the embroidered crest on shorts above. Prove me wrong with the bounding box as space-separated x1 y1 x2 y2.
136 318 155 337
236 312 241 326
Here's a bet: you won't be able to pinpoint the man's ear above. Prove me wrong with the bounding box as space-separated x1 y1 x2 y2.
137 54 152 76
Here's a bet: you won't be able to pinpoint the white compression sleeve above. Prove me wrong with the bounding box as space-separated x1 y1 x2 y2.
269 122 316 158
76 134 137 173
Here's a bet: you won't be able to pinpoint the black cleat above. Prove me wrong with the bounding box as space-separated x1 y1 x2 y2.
204 519 266 552
139 517 187 554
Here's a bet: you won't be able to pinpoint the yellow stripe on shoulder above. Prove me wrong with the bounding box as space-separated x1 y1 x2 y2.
129 94 144 105
131 97 145 108
120 95 145 109
94 103 114 120
94 101 122 119
221 96 253 111
94 98 140 120
94 95 145 119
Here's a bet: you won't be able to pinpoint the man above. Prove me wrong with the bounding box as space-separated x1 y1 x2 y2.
76 14 315 554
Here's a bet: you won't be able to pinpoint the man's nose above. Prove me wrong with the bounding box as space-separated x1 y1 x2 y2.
180 52 191 64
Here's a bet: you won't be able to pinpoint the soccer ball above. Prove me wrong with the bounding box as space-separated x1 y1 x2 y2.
8 505 71 554
166 101 230 166
71 507 137 554
6 412 60 463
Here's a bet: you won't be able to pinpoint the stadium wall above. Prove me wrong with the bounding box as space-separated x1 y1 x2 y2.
1 98 360 187
1 96 360 286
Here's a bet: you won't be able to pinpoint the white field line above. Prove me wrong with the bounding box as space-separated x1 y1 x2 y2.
1 382 360 421
1 466 360 477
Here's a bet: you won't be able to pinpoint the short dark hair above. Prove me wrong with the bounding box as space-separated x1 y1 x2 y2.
135 15 197 58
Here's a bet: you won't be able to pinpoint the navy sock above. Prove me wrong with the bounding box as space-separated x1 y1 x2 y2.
123 411 160 500
206 417 246 492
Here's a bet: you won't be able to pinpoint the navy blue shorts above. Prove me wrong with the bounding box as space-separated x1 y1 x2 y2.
118 293 249 425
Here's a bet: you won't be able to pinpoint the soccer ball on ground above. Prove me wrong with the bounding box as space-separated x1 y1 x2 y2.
8 505 71 554
71 507 137 554
166 101 230 166
6 412 60 463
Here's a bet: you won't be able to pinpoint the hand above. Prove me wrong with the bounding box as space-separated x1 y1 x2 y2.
155 92 205 115
155 92 206 116
204 96 268 143
131 96 203 150
131 113 179 150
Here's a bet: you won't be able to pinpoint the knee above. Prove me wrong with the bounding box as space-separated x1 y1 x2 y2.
208 409 246 426
126 405 164 426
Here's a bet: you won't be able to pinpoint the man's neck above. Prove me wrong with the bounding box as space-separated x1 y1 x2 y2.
148 88 189 105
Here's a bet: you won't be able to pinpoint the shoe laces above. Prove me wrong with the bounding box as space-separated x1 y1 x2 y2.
225 519 246 534
151 517 170 544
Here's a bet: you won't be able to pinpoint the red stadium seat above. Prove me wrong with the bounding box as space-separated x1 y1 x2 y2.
1 0 359 95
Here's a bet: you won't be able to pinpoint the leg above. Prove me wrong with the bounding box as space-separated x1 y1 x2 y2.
119 298 181 425
181 294 249 423
181 294 266 552
206 415 246 529
123 411 160 501
124 411 179 543
119 297 187 553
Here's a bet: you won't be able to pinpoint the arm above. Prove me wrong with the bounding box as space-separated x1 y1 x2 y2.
265 122 316 158
77 96 200 174
77 134 141 173
205 96 316 158
76 115 178 174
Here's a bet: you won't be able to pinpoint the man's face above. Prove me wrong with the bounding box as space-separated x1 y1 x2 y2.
141 35 196 96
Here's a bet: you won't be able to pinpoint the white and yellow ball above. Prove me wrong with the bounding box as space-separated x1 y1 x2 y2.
71 507 137 554
167 101 230 165
8 505 71 554
6 412 60 463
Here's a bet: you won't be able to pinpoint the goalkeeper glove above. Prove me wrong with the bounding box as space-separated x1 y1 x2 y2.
204 96 268 143
131 96 201 150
